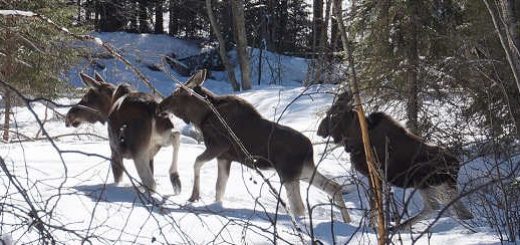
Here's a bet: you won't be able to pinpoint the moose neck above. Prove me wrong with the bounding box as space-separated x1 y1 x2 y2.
347 112 366 147
185 97 213 127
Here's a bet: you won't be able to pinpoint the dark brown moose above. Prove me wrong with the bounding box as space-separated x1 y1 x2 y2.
157 70 351 223
65 73 181 193
317 91 473 229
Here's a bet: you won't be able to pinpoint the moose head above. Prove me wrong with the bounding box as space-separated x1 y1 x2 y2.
65 73 115 127
317 90 361 149
157 70 208 125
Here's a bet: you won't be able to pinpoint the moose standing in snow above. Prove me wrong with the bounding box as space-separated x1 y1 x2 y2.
157 70 351 223
317 90 473 229
65 73 181 193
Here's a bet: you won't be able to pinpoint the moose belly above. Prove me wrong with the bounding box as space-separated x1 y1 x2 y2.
351 152 456 189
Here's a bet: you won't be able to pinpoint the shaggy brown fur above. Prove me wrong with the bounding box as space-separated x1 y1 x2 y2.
65 73 181 193
317 91 473 229
157 70 351 222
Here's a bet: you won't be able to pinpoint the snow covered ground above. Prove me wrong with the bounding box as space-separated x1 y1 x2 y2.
0 33 503 244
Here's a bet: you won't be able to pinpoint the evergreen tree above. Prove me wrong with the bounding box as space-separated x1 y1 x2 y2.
243 0 311 53
351 0 465 136
0 0 81 140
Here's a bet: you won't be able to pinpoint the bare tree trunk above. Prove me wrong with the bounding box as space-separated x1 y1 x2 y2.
333 1 387 243
3 91 11 142
406 0 421 135
1 16 15 142
231 0 252 90
77 0 82 22
376 0 391 54
138 0 151 33
501 0 520 53
154 0 164 34
266 0 278 52
168 0 178 35
330 0 342 51
206 0 240 91
483 0 520 95
128 1 138 32
86 0 91 20
279 0 288 51
312 0 324 51
311 0 332 84
94 0 99 27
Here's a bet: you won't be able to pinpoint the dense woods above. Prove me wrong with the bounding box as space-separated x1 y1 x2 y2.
57 0 520 145
1 0 520 244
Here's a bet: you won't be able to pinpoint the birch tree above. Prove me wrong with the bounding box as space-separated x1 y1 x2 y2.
231 0 252 90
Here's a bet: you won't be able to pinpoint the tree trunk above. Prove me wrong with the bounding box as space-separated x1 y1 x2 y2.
127 1 138 32
154 0 164 34
376 0 391 55
333 1 387 242
406 0 421 135
312 0 324 51
223 0 234 49
168 0 178 35
94 0 99 27
139 0 151 33
206 0 240 91
98 0 126 32
483 0 520 99
312 0 332 84
330 0 341 51
77 0 82 22
1 16 15 142
86 0 91 20
278 0 289 52
503 0 520 51
2 91 11 142
231 0 252 90
266 0 278 52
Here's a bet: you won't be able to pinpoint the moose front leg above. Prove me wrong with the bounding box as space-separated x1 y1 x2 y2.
169 130 182 195
189 147 224 202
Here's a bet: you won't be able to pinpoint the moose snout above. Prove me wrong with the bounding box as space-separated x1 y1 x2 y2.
65 108 80 127
317 118 329 138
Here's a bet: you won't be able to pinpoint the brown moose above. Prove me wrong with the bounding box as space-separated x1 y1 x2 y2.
317 90 473 229
65 73 181 193
157 70 351 223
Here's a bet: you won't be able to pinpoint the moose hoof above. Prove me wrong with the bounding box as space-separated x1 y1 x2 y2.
389 222 412 233
188 194 200 202
170 173 182 195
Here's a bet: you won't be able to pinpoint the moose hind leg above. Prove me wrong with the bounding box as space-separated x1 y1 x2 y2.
442 183 473 220
394 187 439 231
149 159 154 175
169 130 181 195
301 165 351 223
215 158 231 202
111 151 124 184
284 180 305 218
133 153 156 191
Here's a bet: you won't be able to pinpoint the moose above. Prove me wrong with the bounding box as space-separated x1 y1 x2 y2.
65 73 181 193
317 90 473 229
157 70 351 223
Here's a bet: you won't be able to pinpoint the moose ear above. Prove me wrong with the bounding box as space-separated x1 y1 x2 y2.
94 71 107 84
185 69 208 88
80 73 101 88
